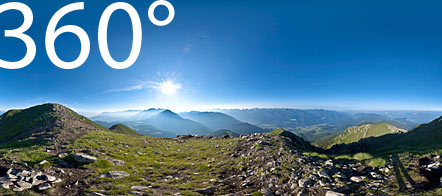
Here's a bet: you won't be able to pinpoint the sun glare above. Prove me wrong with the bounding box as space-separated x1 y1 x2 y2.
159 80 181 95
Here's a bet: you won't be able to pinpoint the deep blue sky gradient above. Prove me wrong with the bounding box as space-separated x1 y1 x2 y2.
0 0 441 113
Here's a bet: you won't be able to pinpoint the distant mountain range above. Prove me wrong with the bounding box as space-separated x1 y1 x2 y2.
314 122 407 149
91 108 440 141
92 110 266 137
219 109 425 130
218 108 427 141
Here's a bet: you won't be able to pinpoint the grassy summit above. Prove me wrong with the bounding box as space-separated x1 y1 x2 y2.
0 103 106 144
314 122 406 149
109 124 142 136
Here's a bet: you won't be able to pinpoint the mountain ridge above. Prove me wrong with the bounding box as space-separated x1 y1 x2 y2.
0 103 106 144
314 122 407 149
329 116 442 155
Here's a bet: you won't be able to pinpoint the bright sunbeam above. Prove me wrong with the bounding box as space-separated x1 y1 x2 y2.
158 80 181 95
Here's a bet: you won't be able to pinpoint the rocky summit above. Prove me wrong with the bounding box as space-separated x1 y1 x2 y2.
0 104 440 195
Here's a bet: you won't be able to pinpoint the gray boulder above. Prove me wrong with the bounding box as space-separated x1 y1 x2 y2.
73 153 97 163
105 171 130 179
131 185 149 191
350 176 365 183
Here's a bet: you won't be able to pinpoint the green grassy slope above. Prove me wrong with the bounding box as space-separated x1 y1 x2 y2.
0 130 240 195
315 122 406 149
0 104 58 142
329 116 442 155
109 124 142 136
0 103 107 143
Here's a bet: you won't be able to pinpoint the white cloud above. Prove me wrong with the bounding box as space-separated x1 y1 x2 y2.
105 84 145 93
105 78 182 95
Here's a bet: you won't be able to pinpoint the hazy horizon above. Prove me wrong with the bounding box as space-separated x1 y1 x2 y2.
1 102 442 118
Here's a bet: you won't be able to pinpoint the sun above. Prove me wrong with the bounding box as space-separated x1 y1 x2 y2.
159 80 181 95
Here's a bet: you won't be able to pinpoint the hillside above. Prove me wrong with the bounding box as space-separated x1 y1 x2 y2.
315 123 407 149
0 103 106 144
329 116 442 155
108 124 142 136
0 104 440 195
292 124 341 142
211 129 240 137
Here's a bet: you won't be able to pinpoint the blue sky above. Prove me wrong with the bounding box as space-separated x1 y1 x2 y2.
0 0 441 114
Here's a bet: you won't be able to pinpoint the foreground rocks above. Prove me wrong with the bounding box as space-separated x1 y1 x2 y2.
219 131 398 196
0 167 61 192
418 155 442 188
0 129 440 196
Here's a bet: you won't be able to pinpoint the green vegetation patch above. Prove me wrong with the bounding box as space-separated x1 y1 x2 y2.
66 131 239 195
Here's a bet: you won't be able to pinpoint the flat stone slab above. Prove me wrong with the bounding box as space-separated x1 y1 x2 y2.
105 171 130 179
